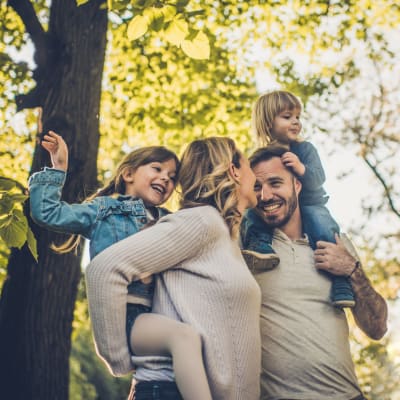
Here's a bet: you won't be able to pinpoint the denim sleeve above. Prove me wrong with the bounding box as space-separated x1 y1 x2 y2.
295 142 326 191
28 168 98 238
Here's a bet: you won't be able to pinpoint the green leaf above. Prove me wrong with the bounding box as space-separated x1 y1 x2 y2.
160 5 176 23
181 31 210 59
76 0 90 6
8 193 28 204
142 7 164 31
27 227 38 262
163 16 188 46
0 177 16 191
127 15 149 40
0 194 13 215
0 209 27 249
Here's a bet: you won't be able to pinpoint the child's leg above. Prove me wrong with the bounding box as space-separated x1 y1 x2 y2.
130 313 212 400
240 208 280 272
301 205 355 308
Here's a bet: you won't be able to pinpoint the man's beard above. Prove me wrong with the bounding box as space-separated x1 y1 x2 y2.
257 184 298 228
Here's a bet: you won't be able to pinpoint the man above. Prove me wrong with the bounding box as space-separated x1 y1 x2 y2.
243 146 388 400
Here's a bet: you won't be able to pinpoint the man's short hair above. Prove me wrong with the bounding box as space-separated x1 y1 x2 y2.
249 144 289 169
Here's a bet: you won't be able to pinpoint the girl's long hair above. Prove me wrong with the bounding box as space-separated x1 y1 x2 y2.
52 146 180 254
179 137 242 238
252 90 302 145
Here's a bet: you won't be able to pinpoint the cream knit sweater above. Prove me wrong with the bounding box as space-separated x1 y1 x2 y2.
85 205 261 399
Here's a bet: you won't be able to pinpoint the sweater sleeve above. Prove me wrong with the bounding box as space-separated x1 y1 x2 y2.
296 142 326 191
85 207 219 376
28 168 98 237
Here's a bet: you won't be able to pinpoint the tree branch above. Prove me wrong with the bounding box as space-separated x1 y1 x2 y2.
7 0 47 52
363 156 400 219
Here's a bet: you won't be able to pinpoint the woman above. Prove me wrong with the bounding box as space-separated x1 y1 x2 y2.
85 137 261 399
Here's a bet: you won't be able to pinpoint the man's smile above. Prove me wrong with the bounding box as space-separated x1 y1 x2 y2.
259 200 283 215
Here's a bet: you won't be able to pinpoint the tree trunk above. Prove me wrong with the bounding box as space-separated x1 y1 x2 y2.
0 1 107 399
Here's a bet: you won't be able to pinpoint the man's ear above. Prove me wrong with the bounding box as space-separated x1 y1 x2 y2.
228 162 241 183
122 168 135 183
294 177 302 195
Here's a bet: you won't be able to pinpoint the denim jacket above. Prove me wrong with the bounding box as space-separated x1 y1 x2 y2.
290 141 328 206
28 167 169 301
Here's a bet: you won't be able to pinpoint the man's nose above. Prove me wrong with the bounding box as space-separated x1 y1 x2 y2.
261 186 273 201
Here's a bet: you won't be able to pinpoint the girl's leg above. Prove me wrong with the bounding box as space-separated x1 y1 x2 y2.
130 313 212 400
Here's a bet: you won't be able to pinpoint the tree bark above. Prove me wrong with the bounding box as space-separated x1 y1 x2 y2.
0 1 108 399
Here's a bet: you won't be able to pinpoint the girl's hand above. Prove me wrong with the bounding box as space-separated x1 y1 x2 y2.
281 151 305 176
41 130 69 171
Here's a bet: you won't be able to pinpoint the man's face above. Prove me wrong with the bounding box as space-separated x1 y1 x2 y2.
252 157 301 228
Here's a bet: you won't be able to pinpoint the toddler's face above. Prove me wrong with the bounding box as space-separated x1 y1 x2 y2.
270 107 302 144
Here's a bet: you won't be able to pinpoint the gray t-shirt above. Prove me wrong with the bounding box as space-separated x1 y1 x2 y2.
256 229 362 400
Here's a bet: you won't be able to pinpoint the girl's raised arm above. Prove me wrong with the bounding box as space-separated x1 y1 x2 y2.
41 130 69 171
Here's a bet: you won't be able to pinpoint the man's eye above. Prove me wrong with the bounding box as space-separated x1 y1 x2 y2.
153 166 161 172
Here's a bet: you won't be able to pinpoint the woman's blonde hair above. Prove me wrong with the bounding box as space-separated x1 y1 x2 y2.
53 146 180 254
252 90 302 145
179 137 242 238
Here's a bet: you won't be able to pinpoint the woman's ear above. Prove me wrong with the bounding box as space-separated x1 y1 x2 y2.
228 162 241 183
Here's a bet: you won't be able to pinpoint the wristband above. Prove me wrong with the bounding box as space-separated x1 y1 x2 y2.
349 260 361 277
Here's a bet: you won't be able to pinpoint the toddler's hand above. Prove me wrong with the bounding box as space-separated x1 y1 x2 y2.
41 130 69 171
281 151 305 176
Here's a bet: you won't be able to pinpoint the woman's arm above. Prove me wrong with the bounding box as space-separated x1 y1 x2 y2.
85 208 217 375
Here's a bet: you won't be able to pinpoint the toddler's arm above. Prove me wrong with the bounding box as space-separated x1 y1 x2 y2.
41 130 68 171
291 142 326 190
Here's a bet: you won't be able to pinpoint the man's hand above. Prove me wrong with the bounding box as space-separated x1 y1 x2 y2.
315 233 388 340
314 233 355 276
41 130 68 171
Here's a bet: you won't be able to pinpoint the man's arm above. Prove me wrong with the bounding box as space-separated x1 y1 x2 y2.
314 234 388 340
349 262 388 340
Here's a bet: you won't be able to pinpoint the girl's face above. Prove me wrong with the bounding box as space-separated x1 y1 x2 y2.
123 159 177 206
270 107 302 144
235 154 257 213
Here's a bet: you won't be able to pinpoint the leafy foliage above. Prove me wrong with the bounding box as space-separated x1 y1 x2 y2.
0 177 37 260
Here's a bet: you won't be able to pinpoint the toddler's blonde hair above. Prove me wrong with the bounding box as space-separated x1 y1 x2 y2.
252 90 302 145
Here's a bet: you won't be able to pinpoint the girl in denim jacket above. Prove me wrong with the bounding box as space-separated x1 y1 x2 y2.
29 131 212 400
241 90 355 309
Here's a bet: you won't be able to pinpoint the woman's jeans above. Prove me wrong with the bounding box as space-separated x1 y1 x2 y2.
135 381 183 400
